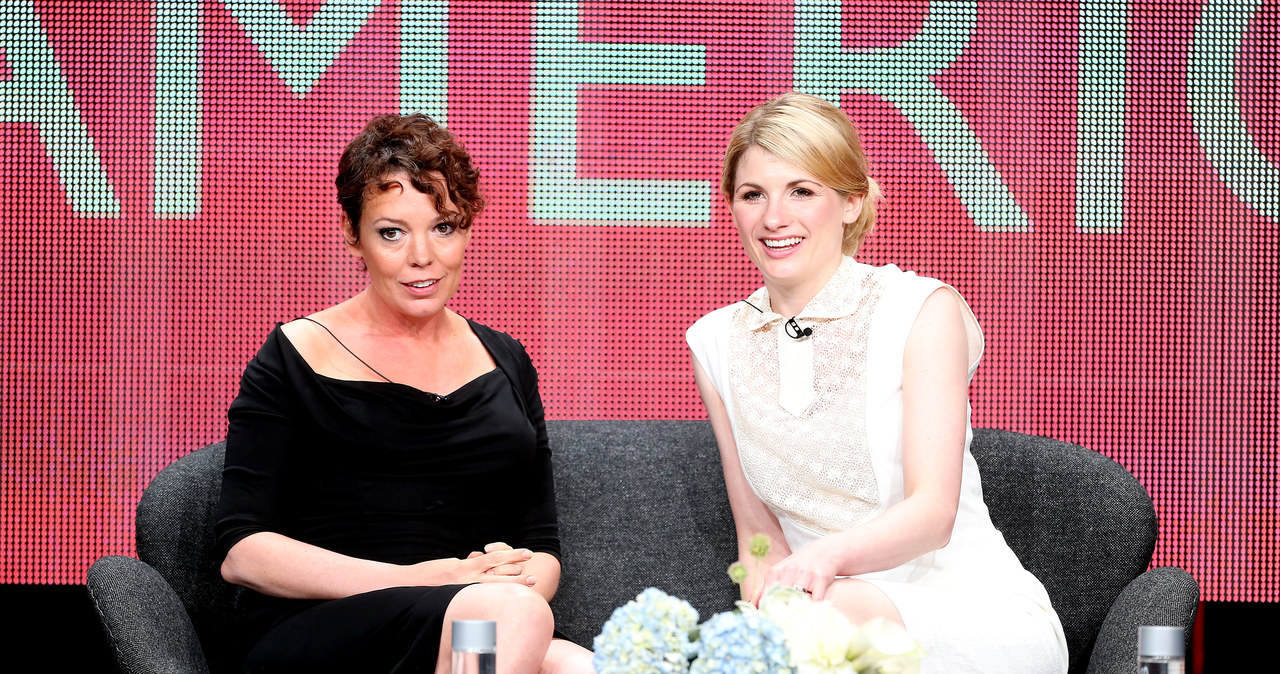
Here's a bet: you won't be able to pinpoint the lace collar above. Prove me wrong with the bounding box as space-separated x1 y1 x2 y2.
739 256 862 330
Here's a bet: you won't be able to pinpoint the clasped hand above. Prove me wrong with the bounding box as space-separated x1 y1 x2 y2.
756 539 840 602
462 541 536 586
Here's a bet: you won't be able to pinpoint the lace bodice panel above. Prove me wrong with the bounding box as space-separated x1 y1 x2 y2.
726 260 888 536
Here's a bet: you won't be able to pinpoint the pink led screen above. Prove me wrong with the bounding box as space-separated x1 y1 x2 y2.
1 1 1276 600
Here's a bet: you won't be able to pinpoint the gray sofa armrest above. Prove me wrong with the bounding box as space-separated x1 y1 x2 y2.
1086 566 1199 674
87 555 211 674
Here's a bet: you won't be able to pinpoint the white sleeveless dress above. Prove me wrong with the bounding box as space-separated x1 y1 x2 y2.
686 256 1068 673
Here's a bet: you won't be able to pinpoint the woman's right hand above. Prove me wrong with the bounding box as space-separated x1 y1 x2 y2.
758 541 841 602
223 532 541 599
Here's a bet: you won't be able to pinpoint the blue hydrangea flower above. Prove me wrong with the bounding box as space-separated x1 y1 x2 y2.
689 610 793 674
594 587 700 673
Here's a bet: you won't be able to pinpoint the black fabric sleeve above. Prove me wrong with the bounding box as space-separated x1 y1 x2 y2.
513 343 561 559
473 323 562 560
214 329 295 562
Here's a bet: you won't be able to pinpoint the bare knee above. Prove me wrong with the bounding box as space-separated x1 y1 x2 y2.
541 639 595 674
448 583 554 638
440 584 554 674
826 579 904 627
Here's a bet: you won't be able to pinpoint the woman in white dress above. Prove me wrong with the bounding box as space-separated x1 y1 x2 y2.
686 92 1069 672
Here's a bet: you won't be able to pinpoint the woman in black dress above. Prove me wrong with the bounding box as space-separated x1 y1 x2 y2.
215 114 595 673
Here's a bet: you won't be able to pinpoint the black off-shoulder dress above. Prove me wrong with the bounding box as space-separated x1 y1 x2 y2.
214 320 560 673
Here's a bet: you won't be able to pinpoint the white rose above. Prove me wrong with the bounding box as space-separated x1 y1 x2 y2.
848 617 924 674
757 587 861 673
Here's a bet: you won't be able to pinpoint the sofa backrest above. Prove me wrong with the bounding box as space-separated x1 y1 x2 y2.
133 423 1157 674
547 420 740 646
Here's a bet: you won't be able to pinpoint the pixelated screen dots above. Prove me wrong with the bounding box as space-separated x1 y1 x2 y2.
0 0 1276 600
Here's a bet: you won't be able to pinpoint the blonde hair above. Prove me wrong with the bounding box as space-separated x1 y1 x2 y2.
721 92 881 255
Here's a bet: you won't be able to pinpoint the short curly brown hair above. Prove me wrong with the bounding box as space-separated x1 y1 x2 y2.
335 113 485 241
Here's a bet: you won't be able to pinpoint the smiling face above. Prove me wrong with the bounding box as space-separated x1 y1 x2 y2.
731 145 862 311
345 171 470 323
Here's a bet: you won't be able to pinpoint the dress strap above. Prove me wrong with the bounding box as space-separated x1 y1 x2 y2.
297 316 394 384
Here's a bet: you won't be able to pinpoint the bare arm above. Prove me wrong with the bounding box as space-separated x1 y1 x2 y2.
691 353 791 597
523 552 561 603
221 532 540 600
762 288 968 600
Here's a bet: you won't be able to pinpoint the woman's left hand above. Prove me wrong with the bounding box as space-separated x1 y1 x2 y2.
759 538 842 601
467 542 526 576
464 545 564 603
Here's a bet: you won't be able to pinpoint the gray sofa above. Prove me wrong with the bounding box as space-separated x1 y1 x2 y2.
88 421 1198 673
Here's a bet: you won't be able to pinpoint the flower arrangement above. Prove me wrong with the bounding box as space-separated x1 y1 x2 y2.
593 587 700 673
688 608 791 673
593 535 924 674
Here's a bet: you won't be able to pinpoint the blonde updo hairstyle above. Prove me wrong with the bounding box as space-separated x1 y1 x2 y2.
721 92 881 256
